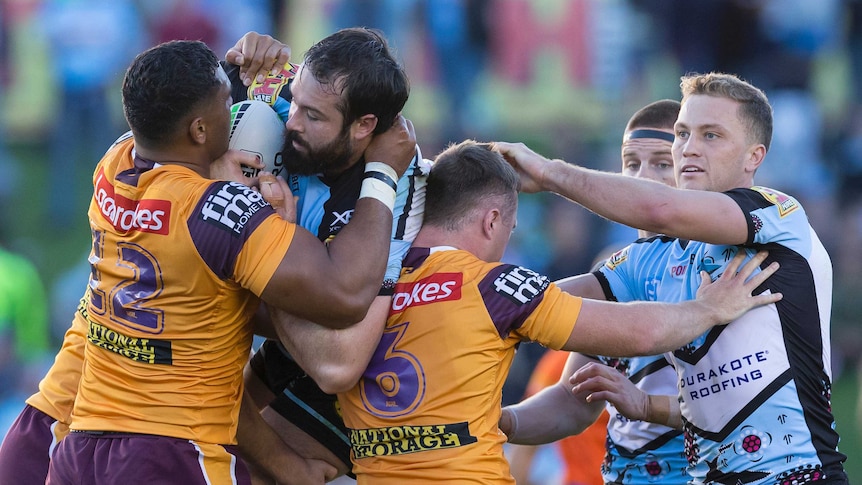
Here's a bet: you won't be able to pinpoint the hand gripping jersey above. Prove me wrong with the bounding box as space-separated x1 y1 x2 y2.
595 187 847 484
338 247 583 484
69 135 295 444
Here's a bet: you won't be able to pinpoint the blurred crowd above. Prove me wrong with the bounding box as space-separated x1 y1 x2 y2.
0 0 860 436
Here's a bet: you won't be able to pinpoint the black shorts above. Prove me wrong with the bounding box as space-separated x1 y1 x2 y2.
248 340 352 470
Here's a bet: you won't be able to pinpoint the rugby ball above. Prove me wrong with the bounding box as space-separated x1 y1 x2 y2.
229 100 285 177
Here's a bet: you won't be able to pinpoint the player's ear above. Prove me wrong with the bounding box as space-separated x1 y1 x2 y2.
483 208 502 240
745 143 766 174
352 114 378 141
189 117 207 145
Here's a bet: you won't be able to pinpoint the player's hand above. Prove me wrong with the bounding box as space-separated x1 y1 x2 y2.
569 361 648 421
258 173 297 223
493 141 557 193
211 149 264 183
225 31 291 87
364 114 416 179
695 250 782 325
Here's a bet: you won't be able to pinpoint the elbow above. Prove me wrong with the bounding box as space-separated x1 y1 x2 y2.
641 202 678 237
317 295 373 330
312 364 362 395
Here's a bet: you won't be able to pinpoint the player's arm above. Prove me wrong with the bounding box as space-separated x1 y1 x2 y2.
260 116 416 328
237 390 337 484
501 352 605 445
554 272 606 299
495 142 749 245
561 251 781 357
570 361 682 429
269 295 390 394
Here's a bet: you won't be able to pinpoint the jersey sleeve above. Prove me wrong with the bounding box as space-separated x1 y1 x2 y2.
382 155 428 294
725 186 811 253
189 181 296 297
594 244 641 303
475 263 582 350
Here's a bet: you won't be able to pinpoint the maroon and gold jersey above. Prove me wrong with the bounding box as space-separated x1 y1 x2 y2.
339 247 583 484
69 135 295 445
25 293 89 438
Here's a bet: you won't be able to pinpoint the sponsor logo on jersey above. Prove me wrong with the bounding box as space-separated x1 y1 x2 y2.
248 62 298 105
751 186 799 218
605 247 629 270
392 273 462 312
94 170 170 235
493 266 549 305
349 422 477 458
680 351 768 401
331 209 354 226
87 319 172 365
199 182 269 235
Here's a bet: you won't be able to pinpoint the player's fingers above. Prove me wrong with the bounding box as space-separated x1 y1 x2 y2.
260 44 291 78
259 172 285 209
746 261 779 290
736 251 768 281
721 250 749 277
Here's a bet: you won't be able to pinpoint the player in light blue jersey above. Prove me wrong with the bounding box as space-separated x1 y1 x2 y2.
502 99 691 485
497 72 847 484
224 28 429 483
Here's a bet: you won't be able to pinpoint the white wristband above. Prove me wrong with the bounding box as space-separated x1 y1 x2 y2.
359 175 396 214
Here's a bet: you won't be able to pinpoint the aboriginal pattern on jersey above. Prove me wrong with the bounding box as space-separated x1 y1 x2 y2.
595 187 846 484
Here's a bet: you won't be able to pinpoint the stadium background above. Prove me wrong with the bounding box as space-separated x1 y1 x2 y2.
0 0 858 479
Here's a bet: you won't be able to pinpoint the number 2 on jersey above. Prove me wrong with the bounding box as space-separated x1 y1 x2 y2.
88 229 166 334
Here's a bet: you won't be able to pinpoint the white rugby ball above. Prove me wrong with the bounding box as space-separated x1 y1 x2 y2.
228 100 285 177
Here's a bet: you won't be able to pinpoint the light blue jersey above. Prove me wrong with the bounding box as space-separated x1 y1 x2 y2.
591 352 688 484
596 186 846 484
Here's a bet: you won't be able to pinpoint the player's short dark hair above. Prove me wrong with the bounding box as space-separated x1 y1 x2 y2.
303 27 409 135
680 72 773 151
626 99 681 132
122 40 221 144
424 140 520 230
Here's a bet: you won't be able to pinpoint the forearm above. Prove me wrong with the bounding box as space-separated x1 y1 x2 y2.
320 197 393 311
543 161 676 235
271 296 389 394
502 383 603 445
237 391 310 484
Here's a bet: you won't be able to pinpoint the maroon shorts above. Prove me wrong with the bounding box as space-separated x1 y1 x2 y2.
0 404 64 485
0 404 68 485
46 431 251 485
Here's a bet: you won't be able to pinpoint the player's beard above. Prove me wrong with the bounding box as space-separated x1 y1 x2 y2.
282 125 355 176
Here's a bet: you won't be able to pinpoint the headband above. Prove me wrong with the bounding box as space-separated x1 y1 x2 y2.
625 129 675 143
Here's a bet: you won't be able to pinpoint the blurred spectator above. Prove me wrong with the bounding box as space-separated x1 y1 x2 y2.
37 0 144 228
0 234 51 403
147 0 220 47
421 0 491 144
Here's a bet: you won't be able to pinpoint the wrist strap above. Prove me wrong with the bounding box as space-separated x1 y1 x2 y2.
365 161 398 184
360 173 396 214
